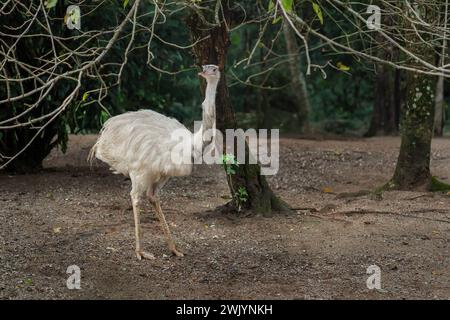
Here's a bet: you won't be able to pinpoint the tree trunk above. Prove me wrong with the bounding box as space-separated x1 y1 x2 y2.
393 68 402 131
186 5 290 215
390 4 437 190
282 21 310 133
367 64 393 136
256 88 273 130
434 3 448 137
434 70 445 136
391 71 435 190
367 63 400 136
256 47 273 130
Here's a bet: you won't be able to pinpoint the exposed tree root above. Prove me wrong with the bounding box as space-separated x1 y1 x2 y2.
304 213 352 224
335 190 372 199
375 176 450 196
330 209 450 224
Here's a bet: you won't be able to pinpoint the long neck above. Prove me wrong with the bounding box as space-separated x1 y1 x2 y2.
201 78 218 134
193 78 218 159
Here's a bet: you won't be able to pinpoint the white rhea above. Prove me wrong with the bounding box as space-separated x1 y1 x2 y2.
88 65 220 259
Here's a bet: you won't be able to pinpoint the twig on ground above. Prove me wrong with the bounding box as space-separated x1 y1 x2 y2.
407 193 431 200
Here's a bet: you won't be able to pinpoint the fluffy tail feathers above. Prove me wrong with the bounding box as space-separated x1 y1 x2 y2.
87 141 99 167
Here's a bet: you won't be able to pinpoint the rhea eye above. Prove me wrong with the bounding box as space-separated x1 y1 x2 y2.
213 68 217 72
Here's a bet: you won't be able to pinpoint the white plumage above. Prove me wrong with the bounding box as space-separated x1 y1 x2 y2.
89 65 220 260
93 109 193 178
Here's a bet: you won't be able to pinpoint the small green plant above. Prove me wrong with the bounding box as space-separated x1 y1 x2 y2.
221 153 248 212
221 153 239 174
235 186 249 211
236 186 248 202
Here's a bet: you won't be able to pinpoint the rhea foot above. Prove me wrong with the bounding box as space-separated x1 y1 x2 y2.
136 250 155 260
170 247 184 257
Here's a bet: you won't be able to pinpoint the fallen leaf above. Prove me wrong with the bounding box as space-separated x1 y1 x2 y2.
323 187 333 193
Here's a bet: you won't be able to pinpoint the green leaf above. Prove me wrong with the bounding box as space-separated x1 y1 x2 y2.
268 0 281 24
123 0 130 8
236 186 248 202
82 92 89 102
272 16 282 24
231 33 241 46
221 153 239 176
281 0 293 13
336 62 350 71
269 0 292 24
311 1 324 25
221 153 237 165
100 111 110 125
44 0 58 9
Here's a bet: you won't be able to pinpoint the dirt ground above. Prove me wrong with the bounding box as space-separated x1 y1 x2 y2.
0 135 449 300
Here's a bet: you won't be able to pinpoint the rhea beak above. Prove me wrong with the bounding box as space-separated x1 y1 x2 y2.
198 72 206 78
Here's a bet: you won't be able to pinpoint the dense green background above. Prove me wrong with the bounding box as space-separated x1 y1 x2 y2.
1 0 449 171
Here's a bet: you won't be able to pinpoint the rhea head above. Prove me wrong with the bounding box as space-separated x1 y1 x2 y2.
198 64 220 81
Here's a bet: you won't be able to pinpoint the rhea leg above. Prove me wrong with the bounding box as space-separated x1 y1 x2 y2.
153 199 184 257
148 179 184 257
131 189 154 260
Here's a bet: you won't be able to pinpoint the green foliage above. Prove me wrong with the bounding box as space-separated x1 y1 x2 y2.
67 2 200 133
308 66 374 134
44 0 58 9
311 1 324 25
100 111 110 125
336 62 350 71
221 153 239 175
82 92 89 102
268 0 275 12
2 0 449 172
268 0 293 24
282 0 294 12
236 186 249 203
220 153 249 211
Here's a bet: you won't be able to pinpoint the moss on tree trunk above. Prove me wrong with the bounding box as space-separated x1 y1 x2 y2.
389 3 437 191
391 73 435 190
